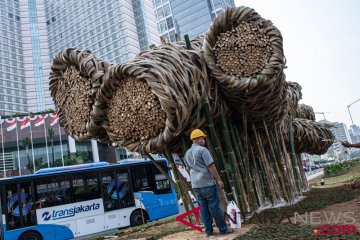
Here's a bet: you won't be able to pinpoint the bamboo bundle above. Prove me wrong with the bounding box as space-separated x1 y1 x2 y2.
90 39 228 153
213 22 272 77
292 119 334 154
203 6 287 124
107 77 166 145
49 48 111 141
296 104 316 120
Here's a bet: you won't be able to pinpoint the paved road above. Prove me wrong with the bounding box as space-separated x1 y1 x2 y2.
306 170 324 181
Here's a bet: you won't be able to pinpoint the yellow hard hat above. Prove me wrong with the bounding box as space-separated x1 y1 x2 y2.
190 129 207 140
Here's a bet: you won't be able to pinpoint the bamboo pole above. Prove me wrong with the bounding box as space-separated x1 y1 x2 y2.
233 125 258 211
220 113 249 211
238 104 258 210
279 132 298 197
263 121 289 202
252 124 277 205
269 128 293 202
289 125 302 192
271 126 296 200
164 148 193 215
146 153 177 186
248 143 265 205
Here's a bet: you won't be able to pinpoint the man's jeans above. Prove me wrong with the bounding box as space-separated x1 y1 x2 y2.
193 185 228 235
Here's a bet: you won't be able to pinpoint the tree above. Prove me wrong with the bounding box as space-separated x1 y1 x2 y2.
48 127 55 166
26 157 46 173
63 151 89 166
20 137 32 173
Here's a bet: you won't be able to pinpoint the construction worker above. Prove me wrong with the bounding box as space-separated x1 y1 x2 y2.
184 129 233 236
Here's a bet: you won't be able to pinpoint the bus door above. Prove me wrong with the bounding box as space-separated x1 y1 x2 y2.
102 169 135 228
131 165 159 220
152 163 177 218
101 171 122 229
4 181 41 237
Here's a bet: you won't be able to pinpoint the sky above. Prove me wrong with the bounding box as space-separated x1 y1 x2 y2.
234 0 360 127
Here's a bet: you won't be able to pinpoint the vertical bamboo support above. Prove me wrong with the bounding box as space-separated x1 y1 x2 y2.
269 128 293 202
233 125 258 211
271 126 297 200
164 148 192 215
279 132 298 196
296 153 309 190
263 121 290 202
252 124 277 205
289 125 302 192
220 113 249 211
248 143 265 205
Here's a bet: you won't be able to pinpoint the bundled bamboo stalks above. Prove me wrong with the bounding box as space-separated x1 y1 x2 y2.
49 48 111 141
107 77 166 144
292 119 334 154
296 104 316 120
214 22 272 77
203 6 288 124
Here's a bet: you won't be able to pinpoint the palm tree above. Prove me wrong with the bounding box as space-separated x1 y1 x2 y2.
20 137 32 173
48 127 55 166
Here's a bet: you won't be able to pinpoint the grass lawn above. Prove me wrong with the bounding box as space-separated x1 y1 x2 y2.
309 159 360 187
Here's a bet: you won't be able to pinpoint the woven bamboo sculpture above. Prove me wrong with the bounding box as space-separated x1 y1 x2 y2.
203 7 288 125
49 6 334 211
49 48 111 142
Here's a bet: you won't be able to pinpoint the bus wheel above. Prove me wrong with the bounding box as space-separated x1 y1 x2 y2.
130 209 149 226
20 231 43 240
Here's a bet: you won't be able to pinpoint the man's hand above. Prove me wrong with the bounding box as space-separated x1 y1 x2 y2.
342 141 352 148
217 180 224 189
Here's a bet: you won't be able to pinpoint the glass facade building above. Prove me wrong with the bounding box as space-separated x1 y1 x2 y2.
0 0 27 114
153 0 235 42
45 0 159 64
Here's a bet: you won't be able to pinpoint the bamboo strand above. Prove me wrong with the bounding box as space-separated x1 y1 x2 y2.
220 113 249 211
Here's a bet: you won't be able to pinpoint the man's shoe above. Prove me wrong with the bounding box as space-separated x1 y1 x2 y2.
220 228 234 235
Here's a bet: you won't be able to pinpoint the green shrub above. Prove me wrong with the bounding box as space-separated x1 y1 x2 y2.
324 161 352 177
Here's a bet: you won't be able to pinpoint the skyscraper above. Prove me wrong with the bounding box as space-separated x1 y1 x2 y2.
153 0 235 42
331 122 352 152
0 0 52 114
45 0 159 64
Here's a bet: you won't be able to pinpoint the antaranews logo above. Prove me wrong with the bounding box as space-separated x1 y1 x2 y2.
294 211 357 236
42 202 101 221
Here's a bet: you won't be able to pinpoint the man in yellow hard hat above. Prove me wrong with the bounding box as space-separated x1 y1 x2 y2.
184 129 232 236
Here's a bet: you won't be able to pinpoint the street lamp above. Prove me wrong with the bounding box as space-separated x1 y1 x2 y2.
315 112 330 121
347 98 360 142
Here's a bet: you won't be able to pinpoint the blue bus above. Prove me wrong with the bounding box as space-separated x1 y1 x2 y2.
0 158 179 240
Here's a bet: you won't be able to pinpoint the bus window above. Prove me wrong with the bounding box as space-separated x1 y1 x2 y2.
5 184 21 230
132 166 151 192
116 170 135 208
20 182 36 228
35 176 71 208
101 171 118 212
153 163 171 194
72 172 100 202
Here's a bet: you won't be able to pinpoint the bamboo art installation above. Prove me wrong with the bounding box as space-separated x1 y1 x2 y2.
49 6 334 212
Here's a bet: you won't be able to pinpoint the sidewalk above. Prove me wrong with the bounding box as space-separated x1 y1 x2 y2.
306 170 324 181
160 225 255 240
